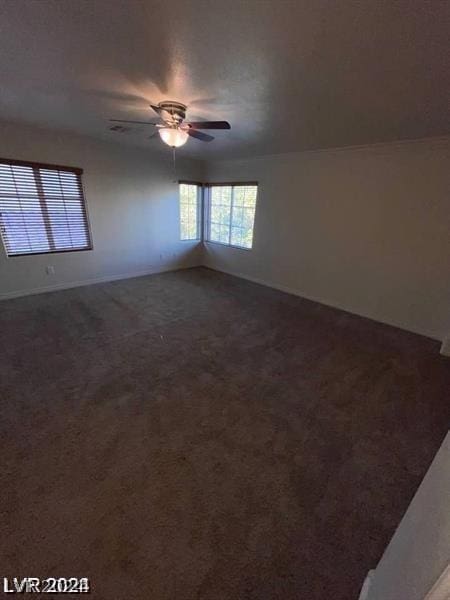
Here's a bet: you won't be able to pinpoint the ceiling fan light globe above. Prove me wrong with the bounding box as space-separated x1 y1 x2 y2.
158 127 188 148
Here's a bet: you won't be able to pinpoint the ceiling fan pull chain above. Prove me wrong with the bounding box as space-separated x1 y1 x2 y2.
172 147 177 182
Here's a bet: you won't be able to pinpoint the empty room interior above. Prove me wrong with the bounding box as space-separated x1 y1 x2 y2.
1 2 449 599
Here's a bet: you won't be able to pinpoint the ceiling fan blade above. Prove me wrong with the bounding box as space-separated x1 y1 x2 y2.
150 104 163 116
110 119 157 126
148 132 159 139
187 129 214 142
187 121 231 130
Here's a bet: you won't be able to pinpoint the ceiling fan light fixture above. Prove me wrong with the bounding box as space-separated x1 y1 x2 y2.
158 127 188 148
110 101 230 146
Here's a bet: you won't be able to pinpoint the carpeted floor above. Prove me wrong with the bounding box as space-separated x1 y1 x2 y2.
0 267 449 599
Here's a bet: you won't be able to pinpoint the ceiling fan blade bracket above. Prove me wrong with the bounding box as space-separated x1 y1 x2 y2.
150 104 162 116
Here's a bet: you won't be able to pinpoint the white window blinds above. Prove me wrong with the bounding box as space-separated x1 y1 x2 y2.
0 159 92 257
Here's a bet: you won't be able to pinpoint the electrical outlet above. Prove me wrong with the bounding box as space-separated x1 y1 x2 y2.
46 265 55 275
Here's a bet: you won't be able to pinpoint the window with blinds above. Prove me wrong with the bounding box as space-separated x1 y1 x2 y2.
0 159 92 257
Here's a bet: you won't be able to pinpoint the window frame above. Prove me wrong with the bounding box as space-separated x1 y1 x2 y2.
0 157 93 258
178 180 203 242
204 182 258 250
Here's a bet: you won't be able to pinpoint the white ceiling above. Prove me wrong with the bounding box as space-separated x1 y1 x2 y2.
1 0 449 160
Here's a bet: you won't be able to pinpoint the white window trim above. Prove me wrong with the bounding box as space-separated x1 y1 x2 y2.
178 181 258 249
204 182 258 250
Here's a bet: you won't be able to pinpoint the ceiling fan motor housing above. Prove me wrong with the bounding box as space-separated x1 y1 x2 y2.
158 101 187 125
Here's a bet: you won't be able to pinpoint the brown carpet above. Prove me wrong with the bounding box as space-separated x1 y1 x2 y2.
1 267 449 599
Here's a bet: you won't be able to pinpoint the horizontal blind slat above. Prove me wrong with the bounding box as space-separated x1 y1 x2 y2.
0 160 92 257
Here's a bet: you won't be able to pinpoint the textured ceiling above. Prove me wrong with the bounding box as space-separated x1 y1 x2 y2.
0 0 449 159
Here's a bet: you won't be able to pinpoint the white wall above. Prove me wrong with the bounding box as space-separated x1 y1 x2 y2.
2 127 449 343
0 122 204 298
203 137 450 341
366 432 450 600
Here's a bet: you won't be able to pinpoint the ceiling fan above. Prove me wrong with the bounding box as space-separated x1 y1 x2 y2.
110 101 231 148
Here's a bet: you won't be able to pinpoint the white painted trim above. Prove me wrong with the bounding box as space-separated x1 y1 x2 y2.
207 135 450 165
0 262 199 300
358 565 450 600
424 563 450 600
203 263 442 342
358 570 376 600
440 336 450 357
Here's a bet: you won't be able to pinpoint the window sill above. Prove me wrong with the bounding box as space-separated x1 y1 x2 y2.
204 240 252 252
7 247 93 258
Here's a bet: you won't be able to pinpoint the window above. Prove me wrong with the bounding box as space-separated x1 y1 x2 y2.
179 182 201 240
0 159 92 257
206 183 257 249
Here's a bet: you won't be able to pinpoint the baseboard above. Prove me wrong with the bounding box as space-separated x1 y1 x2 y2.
0 262 199 300
202 263 442 342
358 570 375 600
440 336 450 357
424 563 450 600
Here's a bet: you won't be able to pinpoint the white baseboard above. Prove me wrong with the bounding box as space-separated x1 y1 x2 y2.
0 262 199 301
424 563 450 600
203 263 442 342
440 336 450 357
358 570 376 600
